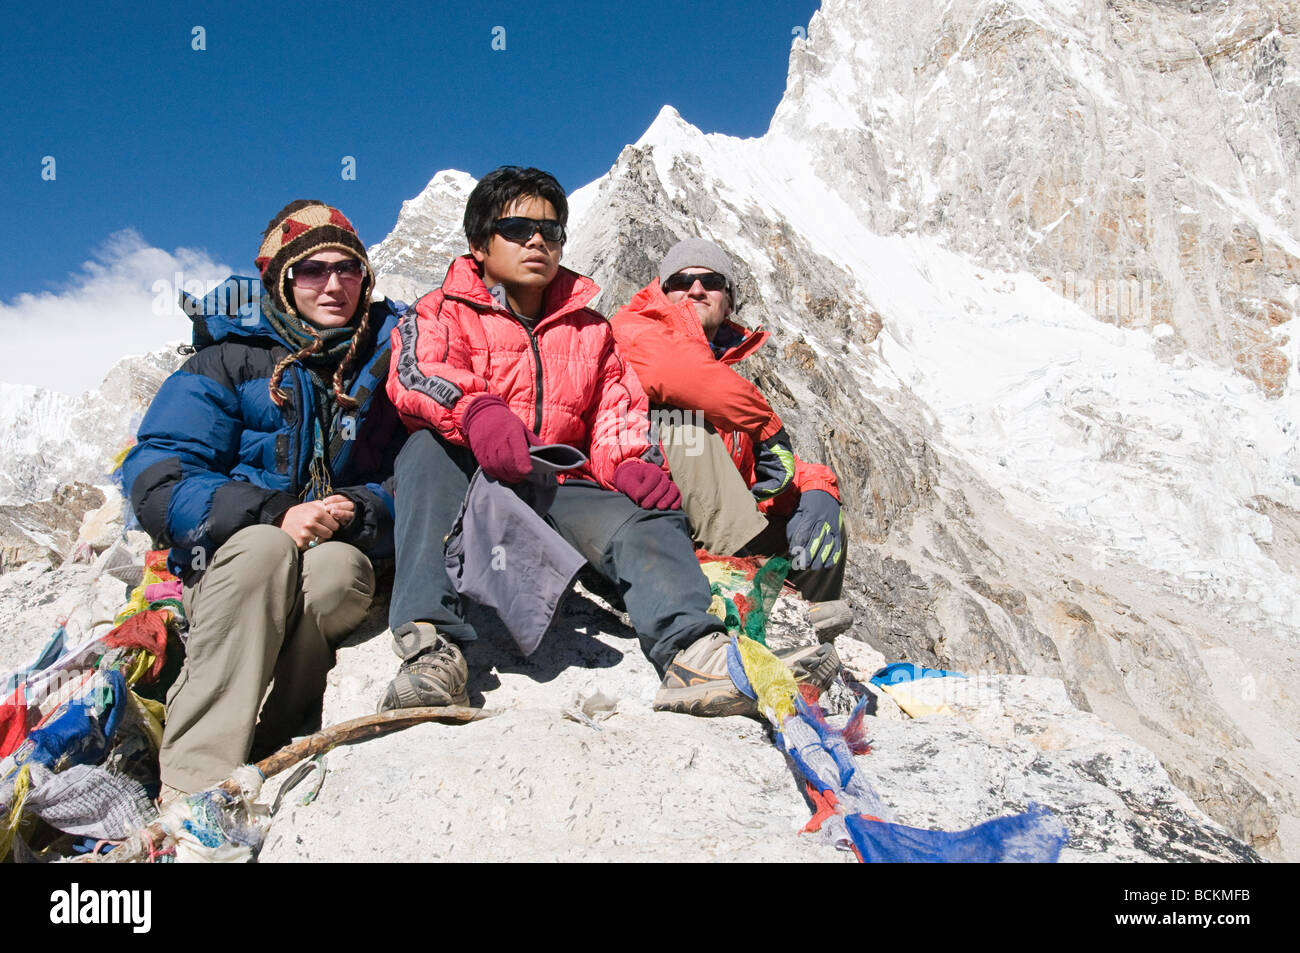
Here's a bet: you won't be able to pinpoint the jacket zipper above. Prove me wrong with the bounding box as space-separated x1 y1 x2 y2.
448 290 550 435
514 317 545 434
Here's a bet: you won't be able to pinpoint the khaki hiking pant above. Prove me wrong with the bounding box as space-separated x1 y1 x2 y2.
658 415 769 556
660 415 847 602
160 524 374 793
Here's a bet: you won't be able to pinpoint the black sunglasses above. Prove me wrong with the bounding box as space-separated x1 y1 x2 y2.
492 217 566 243
662 271 729 294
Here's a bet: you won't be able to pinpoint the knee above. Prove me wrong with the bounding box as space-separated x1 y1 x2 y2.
614 506 691 543
208 524 299 588
661 417 728 467
393 431 470 525
302 543 375 637
607 507 696 569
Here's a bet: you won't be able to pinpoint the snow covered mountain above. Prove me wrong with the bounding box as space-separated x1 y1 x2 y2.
0 348 181 507
370 0 1300 856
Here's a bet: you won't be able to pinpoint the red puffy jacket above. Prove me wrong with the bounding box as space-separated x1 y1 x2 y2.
388 256 651 488
610 280 838 517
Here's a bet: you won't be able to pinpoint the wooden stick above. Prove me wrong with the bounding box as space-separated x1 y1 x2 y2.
246 705 490 786
97 705 490 862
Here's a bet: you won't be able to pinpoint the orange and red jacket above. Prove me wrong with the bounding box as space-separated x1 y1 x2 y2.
610 279 838 517
388 256 651 488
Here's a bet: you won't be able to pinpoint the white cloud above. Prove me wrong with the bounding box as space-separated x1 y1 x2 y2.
0 230 233 395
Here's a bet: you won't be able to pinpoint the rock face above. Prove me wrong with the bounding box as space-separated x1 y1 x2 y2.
0 483 105 570
775 0 1299 396
368 170 478 306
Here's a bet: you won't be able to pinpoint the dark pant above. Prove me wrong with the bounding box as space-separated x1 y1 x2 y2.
746 517 847 603
389 429 722 674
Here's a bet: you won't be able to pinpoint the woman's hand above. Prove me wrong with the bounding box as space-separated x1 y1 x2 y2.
322 494 355 528
279 501 341 551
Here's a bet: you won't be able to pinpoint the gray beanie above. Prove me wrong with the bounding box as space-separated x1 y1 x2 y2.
658 238 734 287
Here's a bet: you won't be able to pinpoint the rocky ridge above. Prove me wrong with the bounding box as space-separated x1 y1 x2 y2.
0 348 181 507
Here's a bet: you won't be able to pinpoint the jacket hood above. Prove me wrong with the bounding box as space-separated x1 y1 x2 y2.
177 275 281 347
624 278 767 366
440 255 600 325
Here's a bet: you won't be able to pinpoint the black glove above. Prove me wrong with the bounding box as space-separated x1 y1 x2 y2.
751 427 795 500
786 489 843 570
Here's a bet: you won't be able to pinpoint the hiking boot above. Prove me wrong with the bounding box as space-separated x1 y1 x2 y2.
808 599 854 641
654 632 754 717
788 640 842 694
653 633 843 718
378 623 469 712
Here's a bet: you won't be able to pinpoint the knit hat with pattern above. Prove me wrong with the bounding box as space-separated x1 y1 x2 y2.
256 200 374 319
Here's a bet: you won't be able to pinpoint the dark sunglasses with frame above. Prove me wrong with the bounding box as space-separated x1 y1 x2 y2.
661 270 730 295
491 217 567 244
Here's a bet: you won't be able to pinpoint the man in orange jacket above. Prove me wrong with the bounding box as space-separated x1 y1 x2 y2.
611 239 860 609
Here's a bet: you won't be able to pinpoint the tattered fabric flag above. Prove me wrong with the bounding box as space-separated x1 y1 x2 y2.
733 637 1068 863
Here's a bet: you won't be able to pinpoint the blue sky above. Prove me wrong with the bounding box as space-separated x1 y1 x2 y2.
0 0 820 304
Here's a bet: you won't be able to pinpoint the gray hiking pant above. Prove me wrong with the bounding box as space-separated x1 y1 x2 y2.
389 429 722 675
160 524 374 793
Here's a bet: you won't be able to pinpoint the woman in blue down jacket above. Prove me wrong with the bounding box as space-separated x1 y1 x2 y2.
123 201 406 798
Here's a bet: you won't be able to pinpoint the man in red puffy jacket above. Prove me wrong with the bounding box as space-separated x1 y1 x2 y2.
383 169 837 717
611 239 861 612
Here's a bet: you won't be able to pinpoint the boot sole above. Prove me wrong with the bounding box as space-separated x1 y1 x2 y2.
378 671 469 713
652 683 758 718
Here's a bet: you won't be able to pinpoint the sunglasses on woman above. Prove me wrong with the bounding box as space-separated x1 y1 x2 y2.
661 271 729 294
491 217 567 243
288 258 367 288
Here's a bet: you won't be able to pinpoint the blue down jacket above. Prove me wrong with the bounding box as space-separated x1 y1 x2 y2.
123 276 407 578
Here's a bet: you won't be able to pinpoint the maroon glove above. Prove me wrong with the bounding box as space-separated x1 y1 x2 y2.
613 460 682 510
462 394 536 483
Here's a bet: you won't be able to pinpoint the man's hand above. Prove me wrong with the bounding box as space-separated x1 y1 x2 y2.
280 501 341 551
751 427 796 500
462 394 537 483
613 460 682 510
786 489 843 570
